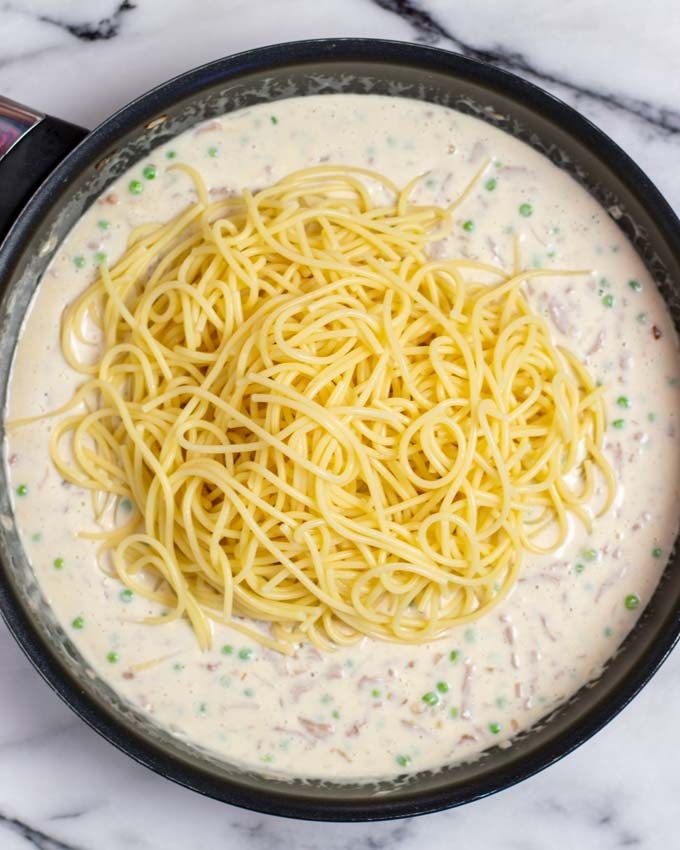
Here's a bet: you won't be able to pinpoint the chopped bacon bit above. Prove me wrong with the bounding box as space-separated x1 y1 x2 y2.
290 681 314 702
122 671 134 680
401 719 433 738
193 120 222 135
652 325 663 340
458 734 478 745
325 663 343 680
586 329 605 357
427 240 447 260
298 717 333 739
208 186 236 198
547 297 571 335
539 614 557 642
274 726 308 741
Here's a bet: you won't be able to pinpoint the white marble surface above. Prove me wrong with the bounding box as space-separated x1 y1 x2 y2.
1 1 680 847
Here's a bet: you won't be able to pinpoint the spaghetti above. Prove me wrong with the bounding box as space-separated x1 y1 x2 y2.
28 165 615 651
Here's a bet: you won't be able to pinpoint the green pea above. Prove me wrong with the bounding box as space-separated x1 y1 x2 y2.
422 691 439 706
637 312 647 324
396 754 411 768
53 557 64 570
97 219 110 230
16 484 28 497
331 709 340 720
128 179 143 195
436 681 449 694
119 589 134 603
94 251 108 266
238 647 253 660
624 594 640 611
450 706 459 718
244 688 254 697
221 644 234 655
583 548 598 561
143 165 157 180
173 662 185 671
485 178 497 191
166 150 177 160
207 146 219 158
449 649 460 663
107 651 120 664
616 396 631 408
270 115 278 125
73 255 86 269
604 626 613 637
71 616 84 630
574 562 585 574
602 294 615 308
652 547 662 559
199 702 208 714
489 722 501 734
612 419 625 429
371 688 381 698
519 202 533 217
462 219 475 232
31 532 41 542
628 279 642 292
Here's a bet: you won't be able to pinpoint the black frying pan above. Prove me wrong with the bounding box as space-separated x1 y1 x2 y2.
1 39 679 822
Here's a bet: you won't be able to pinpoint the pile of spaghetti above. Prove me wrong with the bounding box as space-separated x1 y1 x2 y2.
48 165 614 652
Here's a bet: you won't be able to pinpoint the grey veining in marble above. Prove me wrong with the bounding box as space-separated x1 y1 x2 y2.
1 1 679 848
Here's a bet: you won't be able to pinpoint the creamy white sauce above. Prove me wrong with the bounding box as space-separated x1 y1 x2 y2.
6 94 680 781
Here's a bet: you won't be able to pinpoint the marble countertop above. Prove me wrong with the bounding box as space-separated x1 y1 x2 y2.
2 1 680 847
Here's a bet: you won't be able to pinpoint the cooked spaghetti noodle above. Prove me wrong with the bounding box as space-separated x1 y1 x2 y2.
23 165 615 651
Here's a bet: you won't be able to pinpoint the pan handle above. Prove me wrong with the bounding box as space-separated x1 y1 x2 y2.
0 96 88 245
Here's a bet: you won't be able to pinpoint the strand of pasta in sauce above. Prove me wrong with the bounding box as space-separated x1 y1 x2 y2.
10 163 615 653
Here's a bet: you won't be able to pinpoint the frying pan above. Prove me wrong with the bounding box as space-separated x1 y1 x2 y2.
1 39 679 821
